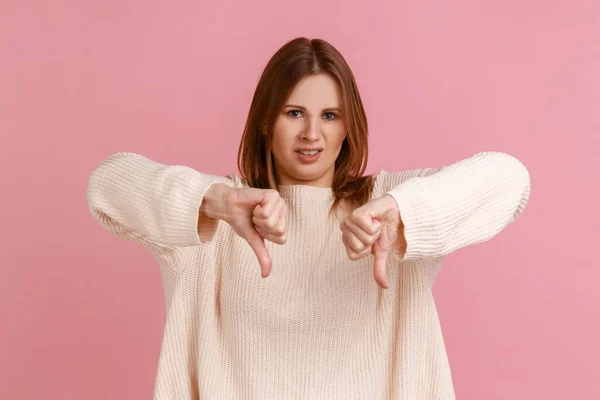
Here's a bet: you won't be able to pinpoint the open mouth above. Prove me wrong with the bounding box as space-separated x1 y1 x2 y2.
297 150 322 156
295 149 323 163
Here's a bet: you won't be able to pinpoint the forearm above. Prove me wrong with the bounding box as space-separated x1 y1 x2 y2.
197 183 237 241
387 151 531 260
87 152 232 246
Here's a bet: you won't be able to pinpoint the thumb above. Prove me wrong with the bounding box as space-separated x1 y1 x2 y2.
246 230 272 278
372 245 389 289
371 219 382 235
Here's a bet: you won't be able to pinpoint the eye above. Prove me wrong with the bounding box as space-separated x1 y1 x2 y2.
323 112 337 120
287 110 303 118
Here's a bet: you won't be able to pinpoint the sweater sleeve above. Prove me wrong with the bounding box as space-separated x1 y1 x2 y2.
86 152 236 248
383 151 531 261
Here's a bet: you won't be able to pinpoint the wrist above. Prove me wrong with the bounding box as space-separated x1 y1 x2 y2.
201 183 233 221
384 194 407 258
383 194 400 214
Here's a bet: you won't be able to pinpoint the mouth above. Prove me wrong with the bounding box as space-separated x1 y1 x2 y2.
295 148 323 156
295 148 323 164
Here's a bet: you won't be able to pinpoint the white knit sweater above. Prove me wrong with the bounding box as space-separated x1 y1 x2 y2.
86 151 531 399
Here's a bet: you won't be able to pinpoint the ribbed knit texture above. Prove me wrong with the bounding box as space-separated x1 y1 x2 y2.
86 151 531 400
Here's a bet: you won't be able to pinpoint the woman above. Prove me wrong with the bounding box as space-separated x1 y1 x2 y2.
87 37 531 399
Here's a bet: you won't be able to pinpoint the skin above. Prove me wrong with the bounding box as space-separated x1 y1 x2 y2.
270 73 402 288
339 195 401 288
271 74 346 187
203 73 404 287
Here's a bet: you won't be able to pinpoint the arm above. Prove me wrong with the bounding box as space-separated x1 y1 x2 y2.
197 182 235 242
384 151 531 261
86 152 235 247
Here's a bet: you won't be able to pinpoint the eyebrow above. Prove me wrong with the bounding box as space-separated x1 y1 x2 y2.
284 104 343 113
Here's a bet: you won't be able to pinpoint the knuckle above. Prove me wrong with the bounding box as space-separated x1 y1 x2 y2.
266 189 279 198
351 209 362 219
351 238 362 249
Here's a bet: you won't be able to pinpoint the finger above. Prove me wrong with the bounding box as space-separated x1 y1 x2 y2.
277 208 287 232
253 197 285 229
246 230 272 277
254 201 287 240
342 233 372 261
270 201 288 236
350 209 381 235
341 233 353 258
253 203 265 220
273 213 287 241
356 246 373 260
266 198 286 229
256 190 280 217
342 218 379 247
345 231 368 253
256 224 286 245
372 247 389 288
280 201 288 233
372 219 382 235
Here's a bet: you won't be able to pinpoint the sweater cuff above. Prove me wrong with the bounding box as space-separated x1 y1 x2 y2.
386 178 442 261
159 167 220 245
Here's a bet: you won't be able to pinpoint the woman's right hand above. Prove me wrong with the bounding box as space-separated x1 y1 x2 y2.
201 184 288 277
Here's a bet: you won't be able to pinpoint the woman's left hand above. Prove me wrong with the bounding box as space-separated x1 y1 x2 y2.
340 195 401 288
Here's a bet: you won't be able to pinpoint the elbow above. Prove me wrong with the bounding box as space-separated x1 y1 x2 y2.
86 159 106 212
475 151 532 222
497 152 531 222
483 151 531 190
514 157 531 222
86 152 136 211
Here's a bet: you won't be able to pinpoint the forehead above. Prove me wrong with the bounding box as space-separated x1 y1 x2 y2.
286 74 341 107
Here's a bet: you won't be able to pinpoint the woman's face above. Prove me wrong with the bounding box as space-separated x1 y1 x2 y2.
271 73 346 187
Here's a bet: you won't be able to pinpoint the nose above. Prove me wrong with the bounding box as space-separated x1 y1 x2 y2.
301 117 321 141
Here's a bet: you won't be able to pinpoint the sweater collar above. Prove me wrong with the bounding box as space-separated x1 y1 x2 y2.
277 185 334 200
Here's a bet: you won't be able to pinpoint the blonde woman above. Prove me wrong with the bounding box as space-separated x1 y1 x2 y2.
87 37 531 399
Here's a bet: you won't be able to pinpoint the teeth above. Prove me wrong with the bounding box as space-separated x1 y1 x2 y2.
300 150 319 155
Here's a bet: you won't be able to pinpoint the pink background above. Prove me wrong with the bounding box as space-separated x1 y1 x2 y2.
1 1 598 399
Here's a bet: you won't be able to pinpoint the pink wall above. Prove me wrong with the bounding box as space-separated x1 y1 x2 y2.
1 1 598 399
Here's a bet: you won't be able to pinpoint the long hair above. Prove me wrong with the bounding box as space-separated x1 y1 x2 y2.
237 37 374 214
